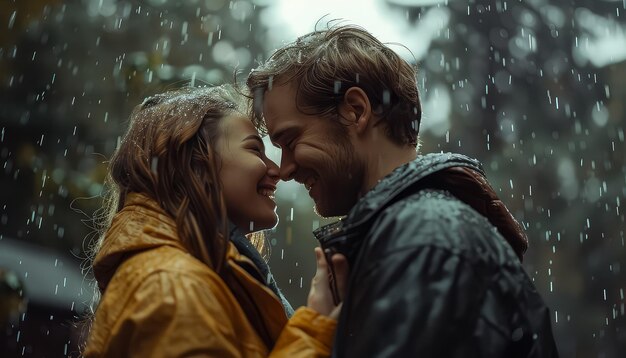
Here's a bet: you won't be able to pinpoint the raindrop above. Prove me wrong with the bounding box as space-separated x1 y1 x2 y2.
334 81 341 94
382 89 390 105
181 21 188 36
8 11 16 29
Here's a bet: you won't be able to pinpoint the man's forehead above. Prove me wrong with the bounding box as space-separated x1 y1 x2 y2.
264 115 283 139
262 89 288 127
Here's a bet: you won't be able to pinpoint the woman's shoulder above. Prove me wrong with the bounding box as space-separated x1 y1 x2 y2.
87 246 254 356
118 245 224 288
99 246 237 320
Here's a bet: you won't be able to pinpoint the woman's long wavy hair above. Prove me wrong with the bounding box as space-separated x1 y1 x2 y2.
93 85 259 284
80 85 268 350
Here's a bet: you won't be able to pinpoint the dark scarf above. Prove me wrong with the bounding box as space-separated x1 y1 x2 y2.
229 223 295 317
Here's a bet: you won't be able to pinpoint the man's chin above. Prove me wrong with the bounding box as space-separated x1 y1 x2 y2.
313 200 347 219
312 204 330 219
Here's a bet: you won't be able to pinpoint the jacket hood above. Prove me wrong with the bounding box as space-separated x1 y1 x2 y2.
317 152 528 261
92 193 186 292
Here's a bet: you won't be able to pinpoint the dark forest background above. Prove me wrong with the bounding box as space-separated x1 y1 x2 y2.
1 0 624 356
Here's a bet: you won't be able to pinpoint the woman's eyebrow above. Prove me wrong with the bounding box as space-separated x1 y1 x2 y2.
242 134 265 147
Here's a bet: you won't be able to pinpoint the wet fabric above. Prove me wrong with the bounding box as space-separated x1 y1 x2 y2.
84 193 335 357
314 152 558 357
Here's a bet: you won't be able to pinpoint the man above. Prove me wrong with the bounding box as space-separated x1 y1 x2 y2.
247 25 558 357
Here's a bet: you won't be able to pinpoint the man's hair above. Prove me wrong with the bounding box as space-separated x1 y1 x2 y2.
247 24 421 147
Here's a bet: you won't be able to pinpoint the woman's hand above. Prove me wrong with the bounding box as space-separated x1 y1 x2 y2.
307 247 349 320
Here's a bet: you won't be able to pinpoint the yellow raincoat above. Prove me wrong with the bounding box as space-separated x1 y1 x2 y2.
84 193 336 357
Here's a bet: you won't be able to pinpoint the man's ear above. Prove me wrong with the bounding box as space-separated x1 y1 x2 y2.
339 87 371 134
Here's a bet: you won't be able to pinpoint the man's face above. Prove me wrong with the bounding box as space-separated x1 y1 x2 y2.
262 83 365 217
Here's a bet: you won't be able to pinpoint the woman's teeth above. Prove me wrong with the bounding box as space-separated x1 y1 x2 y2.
305 178 316 191
258 188 275 198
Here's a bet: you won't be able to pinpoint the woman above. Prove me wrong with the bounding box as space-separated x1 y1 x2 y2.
84 85 345 357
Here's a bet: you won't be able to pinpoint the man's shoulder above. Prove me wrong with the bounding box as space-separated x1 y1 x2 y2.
378 188 483 229
366 188 517 263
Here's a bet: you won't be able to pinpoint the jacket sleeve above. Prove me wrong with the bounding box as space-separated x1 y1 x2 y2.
95 271 337 358
341 203 493 357
272 307 337 357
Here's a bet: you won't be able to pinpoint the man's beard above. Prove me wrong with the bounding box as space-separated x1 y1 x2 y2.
312 141 364 218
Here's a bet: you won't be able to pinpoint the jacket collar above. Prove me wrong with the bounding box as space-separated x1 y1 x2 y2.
313 152 528 261
347 152 483 226
315 153 482 235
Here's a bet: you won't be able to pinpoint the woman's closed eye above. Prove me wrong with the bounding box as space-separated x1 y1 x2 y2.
249 145 264 156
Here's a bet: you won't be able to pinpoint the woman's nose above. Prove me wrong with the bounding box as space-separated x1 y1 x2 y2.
266 158 280 183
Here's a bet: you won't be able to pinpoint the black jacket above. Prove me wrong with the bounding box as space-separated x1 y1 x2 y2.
314 153 558 357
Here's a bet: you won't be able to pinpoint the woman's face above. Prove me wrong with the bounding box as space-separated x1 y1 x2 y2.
217 114 279 233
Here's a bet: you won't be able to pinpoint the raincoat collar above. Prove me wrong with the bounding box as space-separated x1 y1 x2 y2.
93 192 294 316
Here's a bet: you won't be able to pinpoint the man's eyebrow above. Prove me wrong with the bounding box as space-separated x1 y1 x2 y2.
270 127 295 148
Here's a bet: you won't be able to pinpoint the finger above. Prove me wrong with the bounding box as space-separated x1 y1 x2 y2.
331 253 349 302
329 302 343 320
314 247 328 273
311 247 329 286
314 247 326 266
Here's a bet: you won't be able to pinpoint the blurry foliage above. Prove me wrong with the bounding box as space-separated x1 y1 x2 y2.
0 0 625 357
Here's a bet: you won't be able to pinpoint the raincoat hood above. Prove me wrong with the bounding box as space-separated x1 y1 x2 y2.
93 193 183 293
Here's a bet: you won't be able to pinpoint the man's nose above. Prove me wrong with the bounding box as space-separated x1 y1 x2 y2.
279 151 297 181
